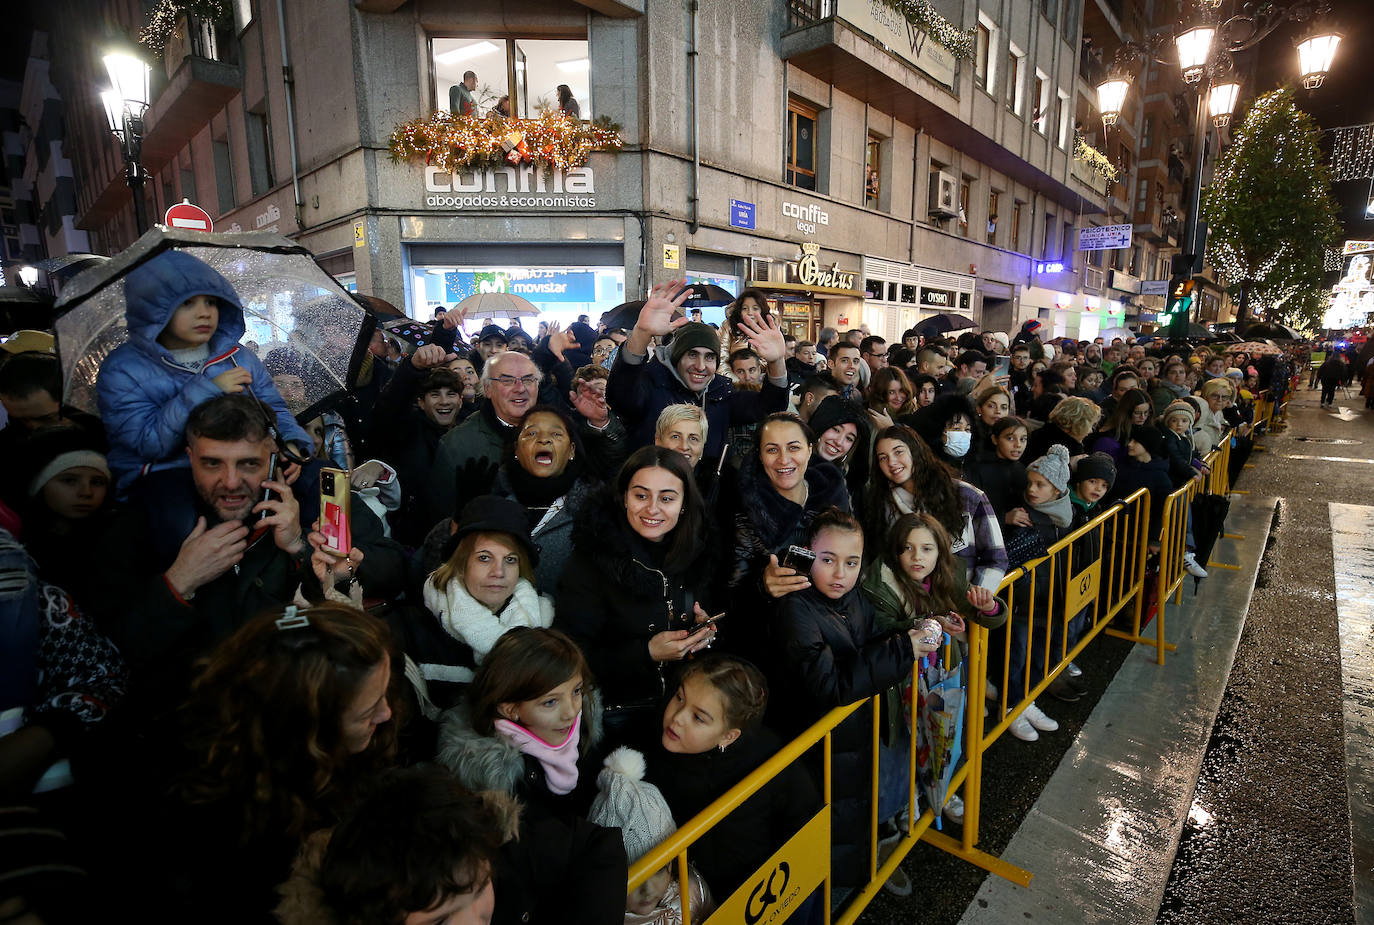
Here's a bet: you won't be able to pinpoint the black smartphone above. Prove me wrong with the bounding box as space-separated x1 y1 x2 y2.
781 545 816 572
256 453 279 525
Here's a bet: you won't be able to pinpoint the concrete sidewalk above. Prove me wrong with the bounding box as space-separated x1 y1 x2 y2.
955 495 1275 925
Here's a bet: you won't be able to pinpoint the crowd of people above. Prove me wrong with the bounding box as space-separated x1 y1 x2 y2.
1 255 1283 922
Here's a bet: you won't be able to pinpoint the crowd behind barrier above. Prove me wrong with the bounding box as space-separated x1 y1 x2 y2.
0 253 1304 924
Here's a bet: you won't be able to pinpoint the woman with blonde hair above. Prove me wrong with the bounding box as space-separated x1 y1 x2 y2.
1025 394 1100 461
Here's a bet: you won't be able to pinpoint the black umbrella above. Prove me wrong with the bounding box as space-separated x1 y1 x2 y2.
53 227 372 426
918 312 977 336
599 282 737 331
0 285 54 335
684 283 735 307
1241 321 1303 342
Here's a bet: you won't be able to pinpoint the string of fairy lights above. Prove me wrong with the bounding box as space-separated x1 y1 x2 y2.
388 112 624 172
876 0 976 59
1330 123 1374 182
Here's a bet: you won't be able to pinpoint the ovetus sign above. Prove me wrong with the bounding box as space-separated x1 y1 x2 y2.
423 165 597 210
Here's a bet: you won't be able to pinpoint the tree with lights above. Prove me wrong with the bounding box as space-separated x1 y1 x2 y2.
1204 87 1340 331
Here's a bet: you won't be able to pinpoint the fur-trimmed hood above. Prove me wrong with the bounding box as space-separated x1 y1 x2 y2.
434 689 604 796
734 454 851 551
569 483 715 593
274 788 522 925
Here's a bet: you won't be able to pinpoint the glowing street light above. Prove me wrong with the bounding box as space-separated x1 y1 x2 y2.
1175 25 1216 84
1295 29 1342 90
1208 81 1240 127
99 50 153 235
1096 76 1132 126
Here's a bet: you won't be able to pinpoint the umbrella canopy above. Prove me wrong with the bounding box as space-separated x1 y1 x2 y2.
1227 340 1282 357
1099 326 1135 341
599 300 643 332
1241 321 1304 342
53 227 371 423
453 291 540 320
918 312 977 336
0 285 54 335
684 283 735 307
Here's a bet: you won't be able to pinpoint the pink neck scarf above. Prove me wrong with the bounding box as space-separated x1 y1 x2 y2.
494 712 582 795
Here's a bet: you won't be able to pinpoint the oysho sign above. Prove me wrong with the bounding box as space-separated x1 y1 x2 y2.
792 243 856 290
424 165 597 210
782 200 828 235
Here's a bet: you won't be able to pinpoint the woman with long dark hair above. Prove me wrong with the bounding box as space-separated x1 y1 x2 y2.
554 446 718 745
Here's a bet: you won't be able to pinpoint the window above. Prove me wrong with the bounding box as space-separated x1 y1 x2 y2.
786 99 819 190
212 137 235 214
1011 200 1023 251
987 190 999 244
1042 211 1055 260
1062 0 1079 38
245 110 274 198
1006 46 1024 113
232 0 252 32
975 14 998 94
1136 179 1148 217
431 37 590 120
180 167 198 206
1062 220 1073 262
1033 71 1049 133
1057 91 1071 148
1040 0 1057 21
959 178 971 236
1141 116 1154 154
865 134 882 209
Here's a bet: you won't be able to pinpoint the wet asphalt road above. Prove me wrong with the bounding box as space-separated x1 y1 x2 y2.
1157 385 1361 925
861 383 1364 925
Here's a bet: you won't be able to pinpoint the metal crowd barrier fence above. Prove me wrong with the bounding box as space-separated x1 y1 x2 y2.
627 470 1249 919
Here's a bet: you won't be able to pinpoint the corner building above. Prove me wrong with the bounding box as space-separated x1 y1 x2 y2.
49 0 1121 339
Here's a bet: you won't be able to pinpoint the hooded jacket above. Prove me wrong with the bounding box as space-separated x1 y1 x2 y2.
96 251 311 494
606 347 789 465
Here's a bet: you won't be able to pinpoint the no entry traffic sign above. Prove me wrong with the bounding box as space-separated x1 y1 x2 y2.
164 200 213 232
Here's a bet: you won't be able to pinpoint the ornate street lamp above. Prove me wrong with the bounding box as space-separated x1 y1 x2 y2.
100 51 152 235
1096 76 1132 127
1295 28 1342 89
1174 25 1216 84
1208 81 1241 127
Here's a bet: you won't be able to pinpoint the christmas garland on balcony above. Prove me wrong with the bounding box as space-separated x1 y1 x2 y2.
388 111 624 172
875 0 976 59
138 0 228 55
1074 131 1120 183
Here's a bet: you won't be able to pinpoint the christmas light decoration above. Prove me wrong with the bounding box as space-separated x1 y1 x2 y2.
1330 123 1374 182
875 0 976 59
138 0 228 56
1073 130 1120 183
388 111 624 172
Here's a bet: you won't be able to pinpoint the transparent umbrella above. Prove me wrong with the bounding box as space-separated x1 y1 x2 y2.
53 227 371 426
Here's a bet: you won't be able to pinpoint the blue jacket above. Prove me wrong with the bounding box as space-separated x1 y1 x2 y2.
96 251 311 494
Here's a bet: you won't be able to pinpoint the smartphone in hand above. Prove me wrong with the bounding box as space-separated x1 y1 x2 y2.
319 467 351 557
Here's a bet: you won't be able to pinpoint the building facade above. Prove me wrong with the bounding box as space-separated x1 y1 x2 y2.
43 0 1149 341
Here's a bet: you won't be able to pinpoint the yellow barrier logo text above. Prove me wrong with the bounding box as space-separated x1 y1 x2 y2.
707 808 829 925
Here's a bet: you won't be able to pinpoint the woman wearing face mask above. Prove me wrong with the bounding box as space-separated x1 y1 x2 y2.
490 405 595 595
866 425 1007 592
902 392 979 477
555 447 718 745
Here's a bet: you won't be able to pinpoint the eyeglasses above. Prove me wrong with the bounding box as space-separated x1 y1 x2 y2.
489 374 538 389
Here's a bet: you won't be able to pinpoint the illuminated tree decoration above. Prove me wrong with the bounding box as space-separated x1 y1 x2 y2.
1073 130 1120 183
138 0 229 55
875 0 976 59
388 112 624 172
1204 88 1340 329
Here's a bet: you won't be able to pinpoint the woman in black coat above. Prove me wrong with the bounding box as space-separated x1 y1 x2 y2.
555 446 718 746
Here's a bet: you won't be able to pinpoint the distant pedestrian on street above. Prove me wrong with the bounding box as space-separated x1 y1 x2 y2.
1317 352 1345 409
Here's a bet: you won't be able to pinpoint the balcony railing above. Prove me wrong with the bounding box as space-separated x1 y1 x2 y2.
787 0 834 27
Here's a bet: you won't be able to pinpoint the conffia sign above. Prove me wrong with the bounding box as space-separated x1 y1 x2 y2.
424 165 597 210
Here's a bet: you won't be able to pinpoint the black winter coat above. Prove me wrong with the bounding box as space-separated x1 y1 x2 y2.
644 726 819 899
368 354 456 546
1025 422 1085 464
554 494 718 711
961 454 1027 520
770 586 914 888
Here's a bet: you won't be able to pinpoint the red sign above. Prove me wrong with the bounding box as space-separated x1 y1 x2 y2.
164 200 213 232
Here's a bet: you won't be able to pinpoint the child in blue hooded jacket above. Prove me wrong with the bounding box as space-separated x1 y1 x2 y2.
96 251 312 495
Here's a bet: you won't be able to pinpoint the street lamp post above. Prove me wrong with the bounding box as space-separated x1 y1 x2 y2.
100 52 153 237
1095 1 1341 337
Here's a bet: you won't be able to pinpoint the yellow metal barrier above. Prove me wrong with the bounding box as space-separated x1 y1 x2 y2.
626 474 1253 919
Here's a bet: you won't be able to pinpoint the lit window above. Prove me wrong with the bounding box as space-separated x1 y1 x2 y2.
431 37 590 120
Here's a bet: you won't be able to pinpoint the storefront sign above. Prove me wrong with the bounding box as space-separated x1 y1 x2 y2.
1140 279 1169 296
1078 224 1133 251
443 269 596 303
423 165 597 209
254 203 282 231
920 286 954 308
782 200 829 235
730 199 756 229
791 243 856 290
1108 269 1140 294
835 0 956 87
1035 261 1067 274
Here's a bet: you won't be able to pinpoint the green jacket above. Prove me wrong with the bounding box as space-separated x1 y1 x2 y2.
860 559 1007 745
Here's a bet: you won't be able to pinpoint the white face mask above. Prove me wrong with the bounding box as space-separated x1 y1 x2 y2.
944 430 972 458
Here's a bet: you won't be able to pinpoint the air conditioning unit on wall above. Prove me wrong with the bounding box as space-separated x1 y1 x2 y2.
929 171 958 218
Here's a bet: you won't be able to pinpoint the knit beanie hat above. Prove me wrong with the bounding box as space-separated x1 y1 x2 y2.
1162 399 1196 429
668 322 721 368
587 747 677 864
808 395 871 444
1225 367 1244 381
990 331 1009 351
1072 451 1117 490
1026 444 1070 496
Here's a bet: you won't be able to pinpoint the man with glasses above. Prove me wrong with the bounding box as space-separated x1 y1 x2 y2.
859 336 888 376
429 350 542 516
